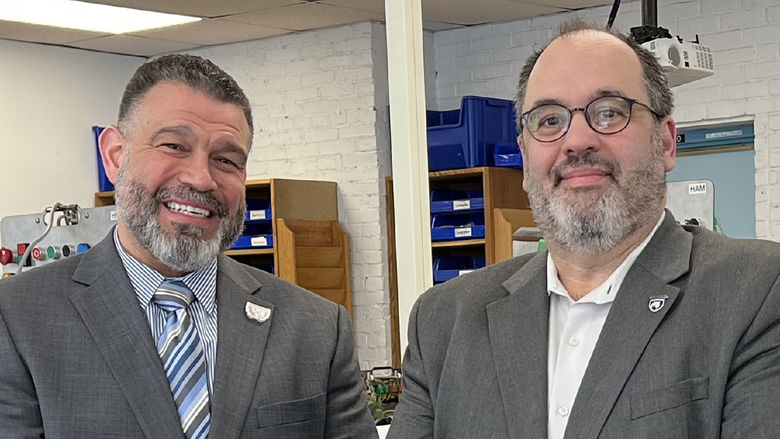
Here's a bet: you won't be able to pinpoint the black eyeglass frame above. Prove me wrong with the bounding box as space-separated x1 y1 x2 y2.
520 95 664 143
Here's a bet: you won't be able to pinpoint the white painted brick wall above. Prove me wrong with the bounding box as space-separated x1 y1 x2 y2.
187 21 393 369
433 0 780 242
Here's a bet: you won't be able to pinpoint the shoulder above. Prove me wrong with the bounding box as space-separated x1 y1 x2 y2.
686 226 780 280
0 254 85 303
414 252 539 319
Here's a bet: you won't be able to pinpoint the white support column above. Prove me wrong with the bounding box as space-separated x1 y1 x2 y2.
385 0 433 357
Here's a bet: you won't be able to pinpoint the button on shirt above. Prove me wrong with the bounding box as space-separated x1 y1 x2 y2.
113 230 219 395
547 213 664 439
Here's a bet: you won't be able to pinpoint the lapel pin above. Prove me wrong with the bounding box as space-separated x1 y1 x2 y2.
245 302 271 323
648 295 669 313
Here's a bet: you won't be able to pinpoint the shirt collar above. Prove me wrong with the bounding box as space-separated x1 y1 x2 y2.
546 211 666 304
113 228 218 314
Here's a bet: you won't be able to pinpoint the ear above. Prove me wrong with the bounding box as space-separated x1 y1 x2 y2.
518 135 529 191
659 117 677 172
98 126 126 184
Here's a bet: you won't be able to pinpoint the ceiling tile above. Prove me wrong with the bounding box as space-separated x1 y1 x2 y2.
319 0 385 15
132 17 292 45
68 34 200 56
0 20 108 44
228 3 379 30
81 0 302 18
515 0 616 10
423 0 565 25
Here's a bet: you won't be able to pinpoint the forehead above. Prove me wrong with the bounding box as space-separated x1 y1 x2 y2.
133 81 251 148
524 31 646 109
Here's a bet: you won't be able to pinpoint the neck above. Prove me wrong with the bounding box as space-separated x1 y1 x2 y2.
548 210 662 301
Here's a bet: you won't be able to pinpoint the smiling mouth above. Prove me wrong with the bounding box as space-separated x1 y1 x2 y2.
165 201 211 218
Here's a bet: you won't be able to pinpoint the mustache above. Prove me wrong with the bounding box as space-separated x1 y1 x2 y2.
551 152 620 186
154 186 230 218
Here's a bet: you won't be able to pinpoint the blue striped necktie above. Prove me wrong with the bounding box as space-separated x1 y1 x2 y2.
153 280 210 438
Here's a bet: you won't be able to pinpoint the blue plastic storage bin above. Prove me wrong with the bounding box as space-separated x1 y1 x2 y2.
431 212 485 241
92 126 114 192
430 189 484 214
231 222 273 249
245 199 272 223
493 140 523 169
433 256 486 284
427 96 519 171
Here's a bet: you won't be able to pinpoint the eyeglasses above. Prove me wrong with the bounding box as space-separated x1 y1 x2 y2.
520 95 663 143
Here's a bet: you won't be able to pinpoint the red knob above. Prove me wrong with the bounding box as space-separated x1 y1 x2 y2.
32 247 45 261
0 247 13 265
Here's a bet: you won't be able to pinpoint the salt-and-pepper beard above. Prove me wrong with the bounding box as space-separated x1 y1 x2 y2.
114 162 245 273
524 130 667 254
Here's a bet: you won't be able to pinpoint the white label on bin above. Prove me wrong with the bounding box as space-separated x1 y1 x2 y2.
251 236 268 247
109 210 117 221
453 200 471 210
688 183 707 195
454 227 472 238
249 210 267 220
458 269 474 276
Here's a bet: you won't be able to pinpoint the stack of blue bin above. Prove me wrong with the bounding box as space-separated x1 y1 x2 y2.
426 96 523 171
231 199 273 250
430 189 485 242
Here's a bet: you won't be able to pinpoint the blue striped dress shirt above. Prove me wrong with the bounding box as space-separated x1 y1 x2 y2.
113 229 219 395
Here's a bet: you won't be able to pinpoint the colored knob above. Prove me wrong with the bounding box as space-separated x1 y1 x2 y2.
32 247 45 261
0 248 13 265
62 245 75 257
47 246 60 260
76 243 91 254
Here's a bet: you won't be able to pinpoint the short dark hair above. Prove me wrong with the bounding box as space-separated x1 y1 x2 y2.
118 54 253 144
515 19 673 133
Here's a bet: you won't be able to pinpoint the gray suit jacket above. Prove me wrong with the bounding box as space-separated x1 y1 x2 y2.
0 234 378 438
388 214 780 438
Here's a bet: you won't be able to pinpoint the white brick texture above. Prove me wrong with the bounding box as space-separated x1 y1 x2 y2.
432 0 780 241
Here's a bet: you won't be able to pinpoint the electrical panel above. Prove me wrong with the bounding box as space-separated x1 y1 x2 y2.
1 205 117 278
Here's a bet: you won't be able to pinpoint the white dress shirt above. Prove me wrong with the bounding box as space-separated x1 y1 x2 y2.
547 212 665 439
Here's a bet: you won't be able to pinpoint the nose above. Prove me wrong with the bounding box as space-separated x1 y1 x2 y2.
560 110 600 156
177 151 218 193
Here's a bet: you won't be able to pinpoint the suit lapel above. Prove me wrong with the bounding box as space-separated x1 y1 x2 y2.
209 257 273 438
68 236 184 439
564 213 692 439
487 252 549 439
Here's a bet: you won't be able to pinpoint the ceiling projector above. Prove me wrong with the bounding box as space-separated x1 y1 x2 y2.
642 37 714 87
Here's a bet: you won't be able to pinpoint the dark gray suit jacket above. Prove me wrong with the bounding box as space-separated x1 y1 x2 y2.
0 234 378 438
389 214 780 438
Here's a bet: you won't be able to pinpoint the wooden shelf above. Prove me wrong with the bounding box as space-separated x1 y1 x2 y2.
431 239 485 248
224 248 275 256
386 166 534 368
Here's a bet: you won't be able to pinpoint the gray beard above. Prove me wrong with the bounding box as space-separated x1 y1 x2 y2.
114 167 245 273
525 135 667 254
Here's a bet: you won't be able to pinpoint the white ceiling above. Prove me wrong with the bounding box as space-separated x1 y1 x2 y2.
0 0 616 57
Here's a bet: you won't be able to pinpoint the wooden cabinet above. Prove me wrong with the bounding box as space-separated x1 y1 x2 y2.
95 179 352 312
385 167 535 366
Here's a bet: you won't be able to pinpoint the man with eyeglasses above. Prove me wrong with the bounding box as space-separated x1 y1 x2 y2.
388 19 780 439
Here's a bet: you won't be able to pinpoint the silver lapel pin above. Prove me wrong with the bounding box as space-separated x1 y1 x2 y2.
245 302 271 323
648 295 669 313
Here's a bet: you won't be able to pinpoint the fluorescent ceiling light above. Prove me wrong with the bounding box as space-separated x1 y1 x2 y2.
0 0 201 34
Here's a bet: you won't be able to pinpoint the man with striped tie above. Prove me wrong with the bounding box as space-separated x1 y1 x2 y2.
0 54 377 438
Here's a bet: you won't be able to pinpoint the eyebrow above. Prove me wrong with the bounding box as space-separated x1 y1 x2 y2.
216 140 250 162
151 125 249 158
150 125 196 143
526 88 630 111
